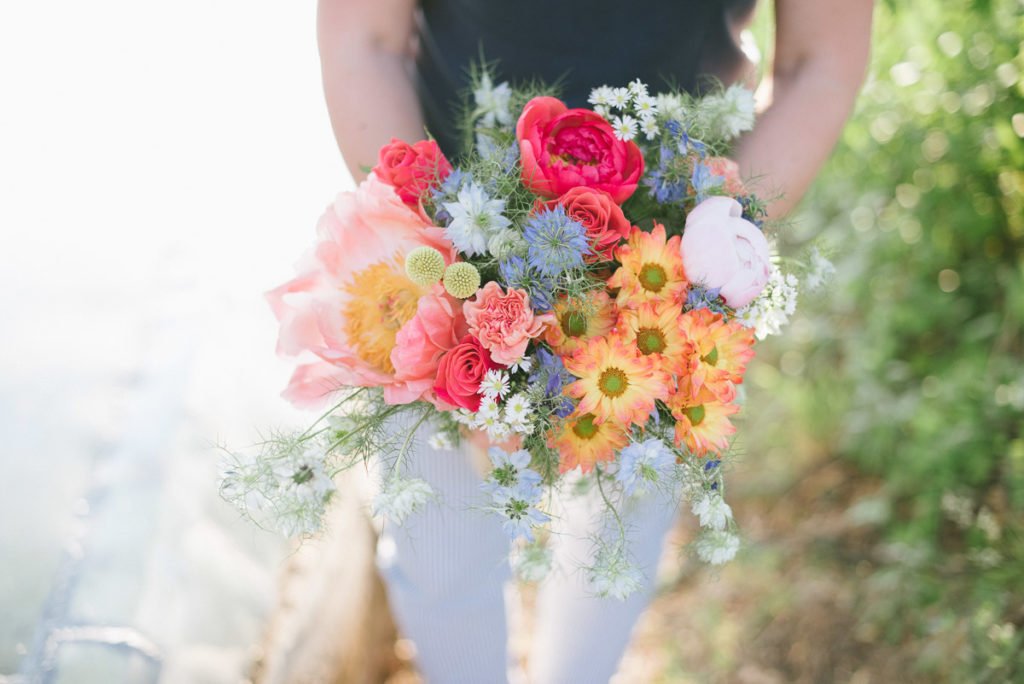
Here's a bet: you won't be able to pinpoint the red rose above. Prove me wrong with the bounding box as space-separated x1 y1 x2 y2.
516 96 644 204
434 335 500 412
372 138 452 206
543 187 632 263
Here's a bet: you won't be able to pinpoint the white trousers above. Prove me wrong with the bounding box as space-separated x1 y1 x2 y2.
376 420 679 683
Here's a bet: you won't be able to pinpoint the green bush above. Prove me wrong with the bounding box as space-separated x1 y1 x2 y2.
760 0 1023 678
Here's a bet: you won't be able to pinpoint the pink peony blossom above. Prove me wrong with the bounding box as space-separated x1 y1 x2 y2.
681 197 771 308
389 286 468 407
266 174 455 408
463 282 553 366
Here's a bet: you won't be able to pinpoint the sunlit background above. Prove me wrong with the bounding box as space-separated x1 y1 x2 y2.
1 0 1022 682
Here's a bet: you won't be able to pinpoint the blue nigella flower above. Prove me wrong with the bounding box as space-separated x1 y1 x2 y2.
691 162 725 203
616 438 676 496
644 169 687 205
499 255 557 311
704 459 721 472
523 205 590 277
685 285 730 316
530 347 575 417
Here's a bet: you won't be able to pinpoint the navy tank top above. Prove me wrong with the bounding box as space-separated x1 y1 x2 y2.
415 0 755 156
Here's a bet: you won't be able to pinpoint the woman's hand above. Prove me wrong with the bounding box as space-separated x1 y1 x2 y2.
317 0 424 182
735 0 875 219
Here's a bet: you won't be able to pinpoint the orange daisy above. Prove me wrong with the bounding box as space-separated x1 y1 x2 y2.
606 223 688 308
677 308 755 395
547 411 630 474
616 300 695 375
668 381 740 457
545 290 618 356
563 336 671 428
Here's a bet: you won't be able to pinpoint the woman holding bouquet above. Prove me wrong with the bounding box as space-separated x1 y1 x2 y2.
315 0 873 681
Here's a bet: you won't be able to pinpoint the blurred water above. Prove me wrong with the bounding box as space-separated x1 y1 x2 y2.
0 3 351 681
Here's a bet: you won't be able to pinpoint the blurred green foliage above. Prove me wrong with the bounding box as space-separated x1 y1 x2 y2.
759 0 1024 678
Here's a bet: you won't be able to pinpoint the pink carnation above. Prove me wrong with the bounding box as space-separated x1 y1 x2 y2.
681 196 771 308
463 282 554 366
389 287 468 407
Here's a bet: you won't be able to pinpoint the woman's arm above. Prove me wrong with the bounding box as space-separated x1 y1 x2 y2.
734 0 874 218
317 0 423 181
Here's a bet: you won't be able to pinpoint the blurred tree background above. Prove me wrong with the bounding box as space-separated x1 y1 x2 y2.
620 0 1024 681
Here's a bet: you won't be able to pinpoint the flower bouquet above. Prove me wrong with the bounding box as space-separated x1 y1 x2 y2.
221 70 824 597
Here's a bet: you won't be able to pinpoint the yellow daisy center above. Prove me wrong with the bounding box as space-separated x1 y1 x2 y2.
571 413 601 440
684 404 706 426
598 367 629 398
342 259 425 375
701 346 719 366
638 263 667 292
560 309 589 338
635 327 667 355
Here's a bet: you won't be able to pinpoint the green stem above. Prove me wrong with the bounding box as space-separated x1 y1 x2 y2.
595 466 626 541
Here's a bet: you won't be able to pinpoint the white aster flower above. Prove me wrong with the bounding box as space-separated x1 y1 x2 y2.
374 476 435 524
428 432 455 451
691 492 734 531
612 115 638 142
640 117 659 141
478 369 511 399
695 529 740 565
485 419 512 441
588 85 613 106
587 545 644 600
473 72 513 127
593 104 611 119
452 408 477 426
504 393 532 424
628 79 649 99
477 396 501 420
735 266 799 340
609 87 631 109
508 355 533 374
633 94 659 119
442 182 511 256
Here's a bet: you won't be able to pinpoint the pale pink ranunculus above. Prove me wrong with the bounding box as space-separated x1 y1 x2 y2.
681 196 771 308
266 174 456 408
389 286 468 407
463 282 554 366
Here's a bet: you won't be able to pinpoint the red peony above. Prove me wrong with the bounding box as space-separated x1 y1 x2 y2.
516 97 644 204
434 335 501 412
372 138 452 206
543 187 633 262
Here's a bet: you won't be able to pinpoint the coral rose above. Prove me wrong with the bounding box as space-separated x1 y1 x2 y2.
543 187 632 263
434 336 500 412
372 138 452 206
389 286 469 407
516 96 643 204
463 282 553 366
681 197 771 308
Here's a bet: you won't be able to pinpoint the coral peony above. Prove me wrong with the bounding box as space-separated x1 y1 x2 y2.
267 175 455 407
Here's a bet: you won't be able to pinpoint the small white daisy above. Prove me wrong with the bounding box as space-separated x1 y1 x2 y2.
640 117 659 141
485 419 512 441
478 369 510 399
593 104 610 119
477 396 501 420
588 85 613 106
627 79 649 99
633 94 659 119
609 87 631 109
428 432 454 451
504 393 532 423
612 115 638 142
508 356 533 374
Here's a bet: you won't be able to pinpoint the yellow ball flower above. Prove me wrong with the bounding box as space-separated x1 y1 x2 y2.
404 246 446 286
443 262 481 299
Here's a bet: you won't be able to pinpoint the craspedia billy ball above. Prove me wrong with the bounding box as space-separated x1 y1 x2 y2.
443 262 481 299
404 246 446 286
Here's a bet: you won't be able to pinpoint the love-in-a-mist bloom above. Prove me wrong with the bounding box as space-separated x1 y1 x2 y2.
547 412 630 474
668 382 740 457
563 337 670 427
607 224 688 308
616 300 694 375
677 308 755 395
545 291 618 357
266 175 455 408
